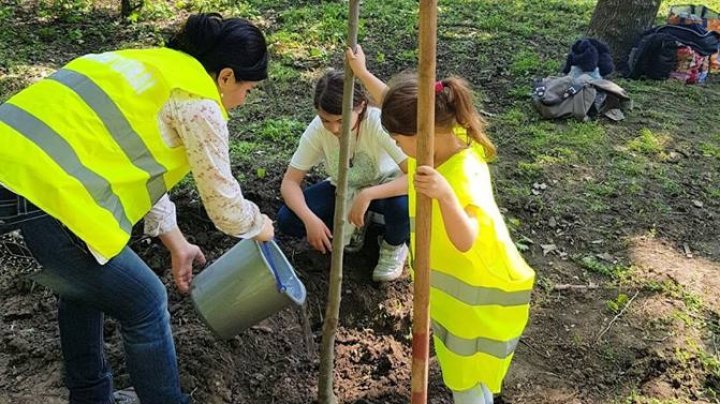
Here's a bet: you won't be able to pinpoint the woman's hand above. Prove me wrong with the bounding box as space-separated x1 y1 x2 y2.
253 214 275 242
349 190 371 228
158 227 207 294
304 214 333 254
414 165 454 202
170 242 206 294
346 44 368 77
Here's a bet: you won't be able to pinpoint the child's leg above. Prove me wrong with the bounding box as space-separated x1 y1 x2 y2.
367 195 409 246
277 180 336 237
367 195 409 281
452 383 494 404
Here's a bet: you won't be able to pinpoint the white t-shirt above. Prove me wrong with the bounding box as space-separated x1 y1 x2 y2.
289 107 406 188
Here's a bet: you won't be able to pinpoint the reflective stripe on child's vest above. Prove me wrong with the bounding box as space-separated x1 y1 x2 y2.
0 48 227 259
407 132 534 393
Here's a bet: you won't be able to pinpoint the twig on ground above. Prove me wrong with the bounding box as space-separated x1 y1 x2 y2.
595 290 640 344
479 109 497 117
552 283 599 292
520 338 550 359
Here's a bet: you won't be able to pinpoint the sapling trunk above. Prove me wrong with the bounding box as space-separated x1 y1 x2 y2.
411 1 437 402
317 1 361 403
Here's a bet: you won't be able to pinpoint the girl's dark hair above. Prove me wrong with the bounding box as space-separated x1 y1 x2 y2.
167 13 268 82
381 73 497 160
313 69 368 115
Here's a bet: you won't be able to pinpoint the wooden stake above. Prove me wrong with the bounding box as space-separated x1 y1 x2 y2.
317 1 360 403
412 1 437 403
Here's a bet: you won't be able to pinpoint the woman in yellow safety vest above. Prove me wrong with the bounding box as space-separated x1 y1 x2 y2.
348 45 535 403
0 13 273 403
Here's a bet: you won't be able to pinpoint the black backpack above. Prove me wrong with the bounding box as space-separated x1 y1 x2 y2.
626 32 679 79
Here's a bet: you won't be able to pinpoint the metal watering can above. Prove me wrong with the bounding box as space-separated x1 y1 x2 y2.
190 239 307 339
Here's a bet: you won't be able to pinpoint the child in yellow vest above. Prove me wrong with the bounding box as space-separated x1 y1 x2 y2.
348 45 535 403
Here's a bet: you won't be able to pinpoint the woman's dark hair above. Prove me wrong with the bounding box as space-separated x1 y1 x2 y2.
313 69 368 115
167 13 268 82
381 73 497 160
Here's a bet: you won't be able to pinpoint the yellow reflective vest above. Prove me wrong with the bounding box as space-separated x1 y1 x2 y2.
408 129 535 393
0 48 227 259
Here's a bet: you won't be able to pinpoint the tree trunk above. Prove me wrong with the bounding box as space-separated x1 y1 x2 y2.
587 0 661 65
317 1 360 403
411 1 437 403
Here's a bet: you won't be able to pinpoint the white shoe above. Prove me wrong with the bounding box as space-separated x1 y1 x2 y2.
372 240 407 282
114 387 139 404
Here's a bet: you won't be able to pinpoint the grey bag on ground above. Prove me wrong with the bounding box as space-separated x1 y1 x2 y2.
531 74 631 121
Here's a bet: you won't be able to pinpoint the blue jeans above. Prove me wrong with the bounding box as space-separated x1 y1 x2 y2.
277 180 409 246
0 187 188 404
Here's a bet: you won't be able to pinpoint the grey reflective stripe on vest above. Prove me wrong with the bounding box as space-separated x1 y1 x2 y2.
49 69 167 203
0 103 133 234
409 216 415 232
432 320 519 359
431 270 532 307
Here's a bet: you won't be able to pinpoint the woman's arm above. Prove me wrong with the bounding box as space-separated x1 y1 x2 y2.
166 93 270 240
346 45 388 105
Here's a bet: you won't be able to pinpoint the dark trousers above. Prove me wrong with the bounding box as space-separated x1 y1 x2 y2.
0 187 188 404
277 180 409 246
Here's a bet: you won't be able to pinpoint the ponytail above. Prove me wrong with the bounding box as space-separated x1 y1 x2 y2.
381 74 497 160
167 13 268 82
437 77 496 160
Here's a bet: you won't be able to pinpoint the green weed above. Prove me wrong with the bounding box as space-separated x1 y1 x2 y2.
579 255 632 280
605 293 630 314
627 129 670 155
699 134 720 159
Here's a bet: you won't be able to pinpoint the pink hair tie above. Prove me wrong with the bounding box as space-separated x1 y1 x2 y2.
435 80 444 94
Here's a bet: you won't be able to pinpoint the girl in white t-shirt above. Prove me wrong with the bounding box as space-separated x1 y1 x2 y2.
278 69 409 282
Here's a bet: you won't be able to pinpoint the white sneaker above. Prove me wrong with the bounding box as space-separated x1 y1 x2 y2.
113 388 139 404
372 240 407 282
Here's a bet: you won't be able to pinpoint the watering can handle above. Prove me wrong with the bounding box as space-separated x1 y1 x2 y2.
259 241 287 293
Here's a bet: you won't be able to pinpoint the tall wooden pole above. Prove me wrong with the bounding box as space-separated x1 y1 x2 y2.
317 1 360 403
412 1 437 403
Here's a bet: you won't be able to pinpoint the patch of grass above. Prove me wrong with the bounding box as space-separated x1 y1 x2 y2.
499 107 528 126
605 293 629 314
532 121 606 156
253 118 305 144
707 186 720 199
508 84 530 100
585 181 617 198
610 156 646 177
229 140 261 161
579 255 633 280
698 133 720 160
509 50 543 77
644 280 703 315
627 128 670 155
535 276 553 293
267 63 301 83
621 390 683 404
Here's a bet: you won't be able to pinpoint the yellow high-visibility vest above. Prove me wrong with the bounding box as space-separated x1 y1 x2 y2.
408 129 535 393
0 48 227 259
